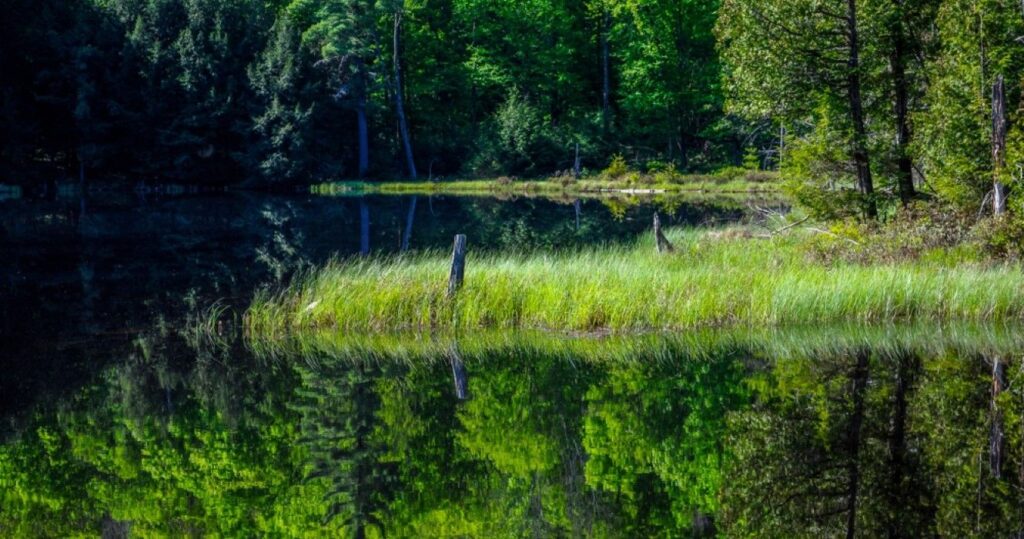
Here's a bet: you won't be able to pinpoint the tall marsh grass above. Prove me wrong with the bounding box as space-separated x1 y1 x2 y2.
246 228 1024 336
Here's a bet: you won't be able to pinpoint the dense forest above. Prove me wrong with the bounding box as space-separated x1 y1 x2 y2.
0 0 730 186
2 0 1023 216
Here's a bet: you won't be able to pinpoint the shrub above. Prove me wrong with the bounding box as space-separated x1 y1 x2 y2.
602 154 630 180
800 203 975 265
644 160 673 174
714 166 748 182
466 89 566 176
742 146 761 170
971 214 1024 260
653 170 681 184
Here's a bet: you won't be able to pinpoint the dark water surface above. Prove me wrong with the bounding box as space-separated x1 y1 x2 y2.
2 191 1022 537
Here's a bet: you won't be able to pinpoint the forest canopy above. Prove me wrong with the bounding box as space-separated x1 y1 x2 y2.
2 0 1023 217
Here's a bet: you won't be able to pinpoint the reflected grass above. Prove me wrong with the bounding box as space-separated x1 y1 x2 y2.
246 322 1024 366
247 228 1024 336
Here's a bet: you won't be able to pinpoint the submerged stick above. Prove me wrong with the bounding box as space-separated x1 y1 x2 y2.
447 234 467 298
653 213 675 253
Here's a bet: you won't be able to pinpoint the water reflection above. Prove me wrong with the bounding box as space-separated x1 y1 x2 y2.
0 191 769 417
2 326 1022 536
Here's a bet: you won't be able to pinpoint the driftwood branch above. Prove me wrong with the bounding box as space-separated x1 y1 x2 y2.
770 216 811 235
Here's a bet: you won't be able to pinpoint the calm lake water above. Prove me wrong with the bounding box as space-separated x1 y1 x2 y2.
2 190 1021 537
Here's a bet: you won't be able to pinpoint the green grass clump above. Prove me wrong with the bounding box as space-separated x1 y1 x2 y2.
246 228 1024 336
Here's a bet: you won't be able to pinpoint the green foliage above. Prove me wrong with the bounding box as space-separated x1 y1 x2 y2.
915 0 1024 208
2 0 742 185
8 323 1024 535
601 154 630 180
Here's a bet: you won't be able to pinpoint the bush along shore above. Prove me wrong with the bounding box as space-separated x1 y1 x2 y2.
246 216 1024 337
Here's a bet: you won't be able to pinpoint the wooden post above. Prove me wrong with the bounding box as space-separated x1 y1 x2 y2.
653 213 674 253
448 344 469 400
447 234 467 298
993 75 1008 215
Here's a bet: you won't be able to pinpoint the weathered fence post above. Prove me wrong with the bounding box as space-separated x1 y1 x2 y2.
447 234 467 298
993 75 1008 215
653 213 674 253
448 344 469 400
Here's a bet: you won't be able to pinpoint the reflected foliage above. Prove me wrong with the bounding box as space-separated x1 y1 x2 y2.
3 328 1024 536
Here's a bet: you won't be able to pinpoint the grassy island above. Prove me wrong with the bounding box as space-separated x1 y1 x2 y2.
247 225 1024 337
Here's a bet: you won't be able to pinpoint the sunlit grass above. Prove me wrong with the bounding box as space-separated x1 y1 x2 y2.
246 227 1024 336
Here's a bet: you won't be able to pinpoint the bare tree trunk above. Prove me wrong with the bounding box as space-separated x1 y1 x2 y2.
845 351 869 539
354 60 370 179
356 97 370 178
846 0 877 219
889 5 915 206
885 353 913 537
601 8 612 135
573 142 581 179
990 356 1006 478
993 75 1008 215
393 11 418 179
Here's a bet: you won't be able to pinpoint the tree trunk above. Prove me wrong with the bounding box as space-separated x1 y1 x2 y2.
993 75 1008 215
601 8 612 134
990 356 1006 478
573 142 581 179
393 11 418 179
356 93 370 178
350 55 371 179
845 350 869 539
885 353 913 536
889 7 915 206
846 0 877 219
